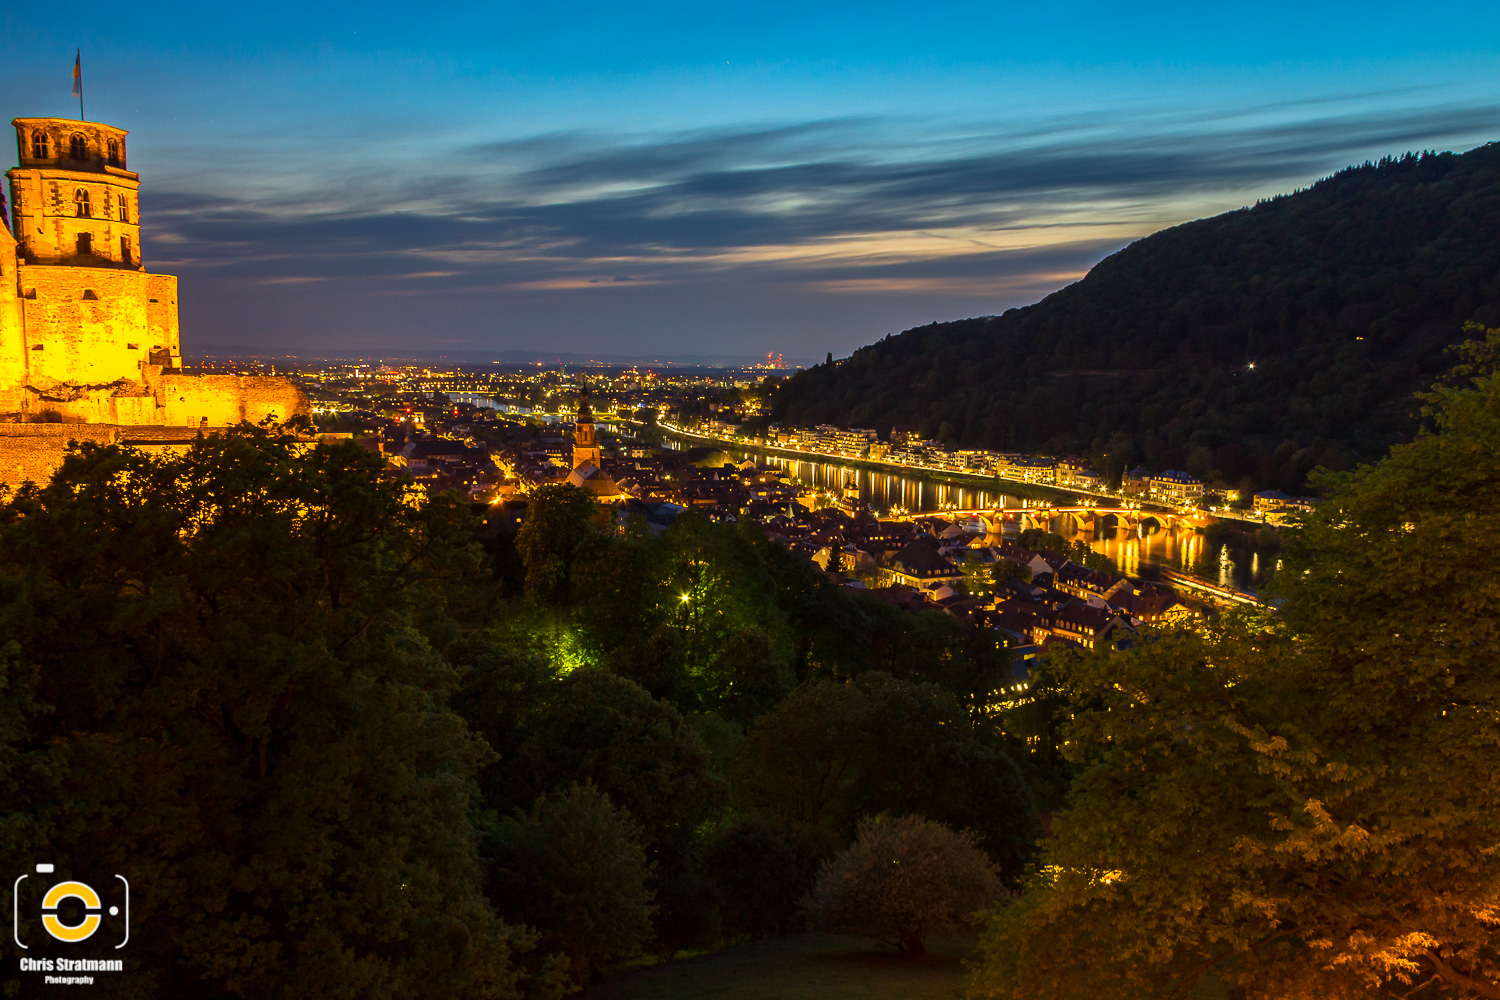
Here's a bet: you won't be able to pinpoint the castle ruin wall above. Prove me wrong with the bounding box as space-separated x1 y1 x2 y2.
18 267 179 388
158 374 307 427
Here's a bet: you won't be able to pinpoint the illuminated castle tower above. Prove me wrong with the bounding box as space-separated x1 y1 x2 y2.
0 115 304 428
10 119 142 269
2 118 181 400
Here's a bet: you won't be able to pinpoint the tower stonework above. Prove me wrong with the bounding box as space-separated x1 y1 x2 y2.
10 119 142 268
572 387 602 469
0 114 307 483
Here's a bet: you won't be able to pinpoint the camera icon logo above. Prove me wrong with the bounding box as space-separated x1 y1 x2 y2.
12 864 129 949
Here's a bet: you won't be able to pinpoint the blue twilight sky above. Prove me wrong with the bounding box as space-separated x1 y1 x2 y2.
3 2 1500 360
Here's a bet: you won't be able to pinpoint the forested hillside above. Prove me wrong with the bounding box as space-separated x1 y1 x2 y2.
766 145 1500 492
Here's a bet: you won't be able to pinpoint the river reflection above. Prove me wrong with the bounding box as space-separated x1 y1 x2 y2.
670 443 1275 591
753 455 1009 512
1047 522 1272 591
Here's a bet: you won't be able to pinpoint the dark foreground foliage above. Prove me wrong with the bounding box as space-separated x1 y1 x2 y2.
0 437 1043 997
972 330 1500 999
0 428 527 999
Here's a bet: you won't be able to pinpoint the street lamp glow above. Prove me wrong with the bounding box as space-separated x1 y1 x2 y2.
680 593 691 603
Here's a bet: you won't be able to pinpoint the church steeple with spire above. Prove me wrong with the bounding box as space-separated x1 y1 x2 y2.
572 378 602 469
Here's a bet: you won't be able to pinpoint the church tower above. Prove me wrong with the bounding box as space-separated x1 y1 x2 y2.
572 381 602 469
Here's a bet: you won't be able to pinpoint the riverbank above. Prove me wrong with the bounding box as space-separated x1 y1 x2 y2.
612 421 1278 594
648 422 1260 523
646 423 1096 507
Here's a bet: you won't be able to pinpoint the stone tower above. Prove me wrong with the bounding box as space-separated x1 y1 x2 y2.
3 117 182 404
0 113 305 434
572 381 602 469
10 119 141 269
0 109 314 488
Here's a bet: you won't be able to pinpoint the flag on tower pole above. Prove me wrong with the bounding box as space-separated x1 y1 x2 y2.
72 50 84 120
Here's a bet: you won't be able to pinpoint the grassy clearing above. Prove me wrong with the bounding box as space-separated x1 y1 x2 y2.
579 933 972 1000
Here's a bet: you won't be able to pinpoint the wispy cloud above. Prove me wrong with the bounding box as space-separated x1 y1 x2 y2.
143 95 1500 351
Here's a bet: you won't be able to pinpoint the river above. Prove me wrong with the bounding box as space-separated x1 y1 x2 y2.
666 442 1277 592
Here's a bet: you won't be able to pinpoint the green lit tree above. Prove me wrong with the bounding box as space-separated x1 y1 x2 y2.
959 551 997 597
656 513 788 683
1067 539 1118 575
1015 528 1069 553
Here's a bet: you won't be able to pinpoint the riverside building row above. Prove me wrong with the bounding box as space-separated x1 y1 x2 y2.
695 418 1210 505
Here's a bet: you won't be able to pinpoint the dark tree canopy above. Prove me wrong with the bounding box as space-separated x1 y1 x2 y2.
0 425 1052 991
737 674 1040 882
490 783 654 987
485 667 722 850
0 429 526 1000
807 815 1002 955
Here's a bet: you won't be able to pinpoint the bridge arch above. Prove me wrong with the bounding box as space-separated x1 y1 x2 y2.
1055 510 1091 531
1017 512 1049 532
1096 511 1131 532
963 512 1005 535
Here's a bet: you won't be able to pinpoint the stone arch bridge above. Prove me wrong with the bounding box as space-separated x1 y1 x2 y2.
943 505 1206 538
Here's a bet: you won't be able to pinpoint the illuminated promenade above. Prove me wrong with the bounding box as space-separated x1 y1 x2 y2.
654 420 1260 525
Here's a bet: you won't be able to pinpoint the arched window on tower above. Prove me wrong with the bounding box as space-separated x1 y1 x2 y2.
69 134 88 160
31 131 50 159
74 188 91 218
117 195 129 224
106 139 120 166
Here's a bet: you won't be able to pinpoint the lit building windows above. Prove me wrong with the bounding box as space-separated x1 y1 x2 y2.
74 188 91 218
69 134 88 160
31 131 49 159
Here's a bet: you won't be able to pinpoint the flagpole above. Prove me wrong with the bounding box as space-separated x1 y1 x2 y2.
73 49 84 121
